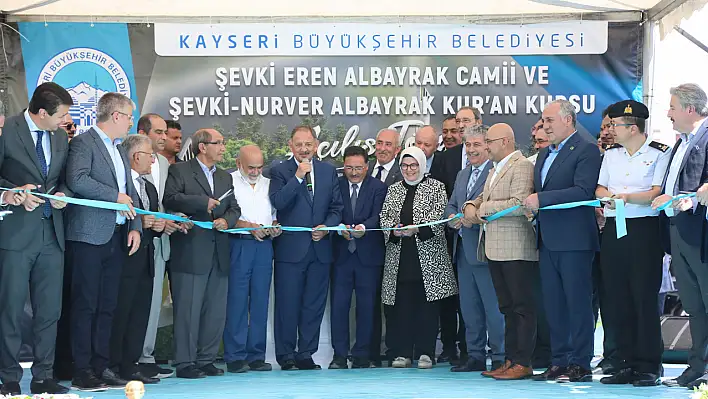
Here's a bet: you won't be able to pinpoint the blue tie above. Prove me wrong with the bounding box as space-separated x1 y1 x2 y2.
35 131 52 218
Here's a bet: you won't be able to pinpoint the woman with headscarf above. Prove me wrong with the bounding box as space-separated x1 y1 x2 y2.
379 146 458 369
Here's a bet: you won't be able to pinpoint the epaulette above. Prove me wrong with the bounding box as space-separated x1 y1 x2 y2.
648 141 670 153
606 143 622 150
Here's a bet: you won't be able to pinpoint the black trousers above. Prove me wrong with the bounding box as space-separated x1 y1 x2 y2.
439 262 465 355
109 253 153 376
592 246 619 366
371 269 392 360
69 228 126 374
601 217 663 373
0 220 63 383
390 280 439 359
54 251 74 380
488 260 538 367
531 261 551 367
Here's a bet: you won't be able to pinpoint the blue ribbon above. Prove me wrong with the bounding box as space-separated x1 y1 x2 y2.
657 192 697 211
484 205 521 222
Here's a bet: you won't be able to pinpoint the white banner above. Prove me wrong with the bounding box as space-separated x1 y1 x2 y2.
154 22 608 57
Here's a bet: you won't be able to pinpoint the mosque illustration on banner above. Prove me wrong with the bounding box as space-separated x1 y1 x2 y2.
66 79 107 132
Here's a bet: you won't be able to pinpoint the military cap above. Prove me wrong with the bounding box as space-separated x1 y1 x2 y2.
607 100 649 119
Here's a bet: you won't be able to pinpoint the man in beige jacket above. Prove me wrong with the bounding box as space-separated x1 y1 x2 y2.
463 123 538 380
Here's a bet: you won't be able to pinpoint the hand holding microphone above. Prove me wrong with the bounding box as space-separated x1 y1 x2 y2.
295 158 312 180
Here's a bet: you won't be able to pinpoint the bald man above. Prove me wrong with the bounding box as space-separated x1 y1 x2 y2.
465 124 538 379
223 145 281 373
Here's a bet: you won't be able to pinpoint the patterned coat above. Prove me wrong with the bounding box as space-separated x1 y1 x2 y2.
379 177 458 305
468 151 538 262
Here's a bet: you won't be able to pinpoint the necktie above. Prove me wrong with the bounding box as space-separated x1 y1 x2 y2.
467 168 480 199
138 177 150 210
348 184 358 253
374 165 384 182
35 131 52 218
464 156 470 169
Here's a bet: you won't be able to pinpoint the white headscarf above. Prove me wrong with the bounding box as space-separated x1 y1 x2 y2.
399 146 427 186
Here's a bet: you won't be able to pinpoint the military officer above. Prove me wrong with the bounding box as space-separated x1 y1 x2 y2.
594 100 671 387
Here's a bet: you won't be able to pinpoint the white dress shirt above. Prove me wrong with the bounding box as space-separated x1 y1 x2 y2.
491 150 519 185
371 159 396 183
24 110 52 167
231 171 277 235
598 138 671 218
150 159 160 190
131 169 146 205
664 118 707 216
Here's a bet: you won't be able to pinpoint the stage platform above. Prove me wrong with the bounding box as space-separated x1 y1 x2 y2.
15 361 699 399
15 326 699 398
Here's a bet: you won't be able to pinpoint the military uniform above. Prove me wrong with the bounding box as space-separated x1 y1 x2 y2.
597 100 671 385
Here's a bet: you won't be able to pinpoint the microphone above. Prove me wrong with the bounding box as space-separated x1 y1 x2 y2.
305 172 312 191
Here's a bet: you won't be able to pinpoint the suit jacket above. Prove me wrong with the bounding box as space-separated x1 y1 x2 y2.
65 127 142 245
444 161 493 265
469 152 538 262
269 158 343 264
437 144 465 198
0 113 73 251
333 175 387 267
163 158 241 275
123 177 159 278
379 177 457 305
146 153 171 262
658 118 708 257
428 151 448 193
534 132 602 252
367 159 403 186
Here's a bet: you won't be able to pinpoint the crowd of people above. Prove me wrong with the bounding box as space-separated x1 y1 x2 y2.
0 81 707 395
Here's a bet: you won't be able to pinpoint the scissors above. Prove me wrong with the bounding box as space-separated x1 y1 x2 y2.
217 188 233 202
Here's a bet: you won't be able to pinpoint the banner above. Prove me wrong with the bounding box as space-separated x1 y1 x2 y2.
19 23 141 135
8 21 642 361
13 22 642 171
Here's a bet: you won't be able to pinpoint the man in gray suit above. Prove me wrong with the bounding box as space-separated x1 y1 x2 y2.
65 92 142 392
367 128 403 366
444 125 504 373
136 113 182 379
0 82 73 396
163 128 241 379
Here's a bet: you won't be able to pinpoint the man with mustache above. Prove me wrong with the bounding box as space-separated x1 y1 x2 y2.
651 83 708 389
163 128 241 379
269 125 343 370
224 145 281 373
367 128 402 367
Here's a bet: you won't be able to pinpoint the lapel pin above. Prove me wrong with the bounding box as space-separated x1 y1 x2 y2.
570 146 575 150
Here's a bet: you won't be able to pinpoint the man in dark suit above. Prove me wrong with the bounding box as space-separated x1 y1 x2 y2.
108 134 163 384
434 112 483 364
444 125 504 373
523 99 602 383
367 128 402 366
163 128 241 379
0 82 73 395
269 125 343 370
652 83 708 389
65 92 142 391
329 146 387 369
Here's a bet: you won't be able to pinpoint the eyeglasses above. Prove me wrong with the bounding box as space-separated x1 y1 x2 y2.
136 151 156 160
114 111 134 122
343 166 365 173
610 123 634 128
400 164 419 171
485 137 506 145
205 141 225 146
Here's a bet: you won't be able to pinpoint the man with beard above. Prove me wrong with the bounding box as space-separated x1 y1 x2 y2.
223 145 281 373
